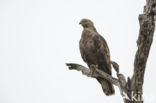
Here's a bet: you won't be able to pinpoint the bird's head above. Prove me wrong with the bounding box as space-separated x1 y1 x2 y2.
79 19 94 28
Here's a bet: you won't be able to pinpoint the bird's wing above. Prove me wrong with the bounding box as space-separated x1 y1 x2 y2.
92 34 111 74
79 38 87 63
98 34 111 64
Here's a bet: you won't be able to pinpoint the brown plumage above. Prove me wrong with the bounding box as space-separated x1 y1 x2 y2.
79 19 115 96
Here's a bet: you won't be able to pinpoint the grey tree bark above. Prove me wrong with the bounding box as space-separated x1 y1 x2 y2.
66 0 156 103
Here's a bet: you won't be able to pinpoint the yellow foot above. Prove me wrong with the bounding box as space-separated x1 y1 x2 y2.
90 64 98 69
89 64 98 76
89 69 94 75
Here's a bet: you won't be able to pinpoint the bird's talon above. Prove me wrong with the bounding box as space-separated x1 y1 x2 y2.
89 69 94 76
90 64 97 68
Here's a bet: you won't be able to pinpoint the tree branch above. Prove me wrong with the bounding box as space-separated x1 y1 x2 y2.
131 0 156 97
66 63 120 86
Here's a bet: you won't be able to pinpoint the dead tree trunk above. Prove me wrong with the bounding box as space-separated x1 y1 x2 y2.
66 0 156 103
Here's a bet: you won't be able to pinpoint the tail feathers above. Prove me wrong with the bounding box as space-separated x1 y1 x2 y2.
97 78 115 96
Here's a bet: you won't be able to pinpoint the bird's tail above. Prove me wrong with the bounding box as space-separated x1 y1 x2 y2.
97 78 115 96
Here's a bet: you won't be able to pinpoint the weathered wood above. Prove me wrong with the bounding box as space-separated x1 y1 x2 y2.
128 0 156 103
66 63 120 86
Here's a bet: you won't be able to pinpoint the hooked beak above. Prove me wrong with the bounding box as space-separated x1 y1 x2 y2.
79 22 82 25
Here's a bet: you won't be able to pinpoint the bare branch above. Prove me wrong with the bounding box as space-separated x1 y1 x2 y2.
66 63 120 86
131 0 156 95
66 63 99 77
111 61 120 74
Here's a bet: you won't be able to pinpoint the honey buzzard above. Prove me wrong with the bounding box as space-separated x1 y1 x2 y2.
79 19 114 96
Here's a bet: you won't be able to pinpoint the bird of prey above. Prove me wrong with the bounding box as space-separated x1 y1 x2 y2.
79 19 115 96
